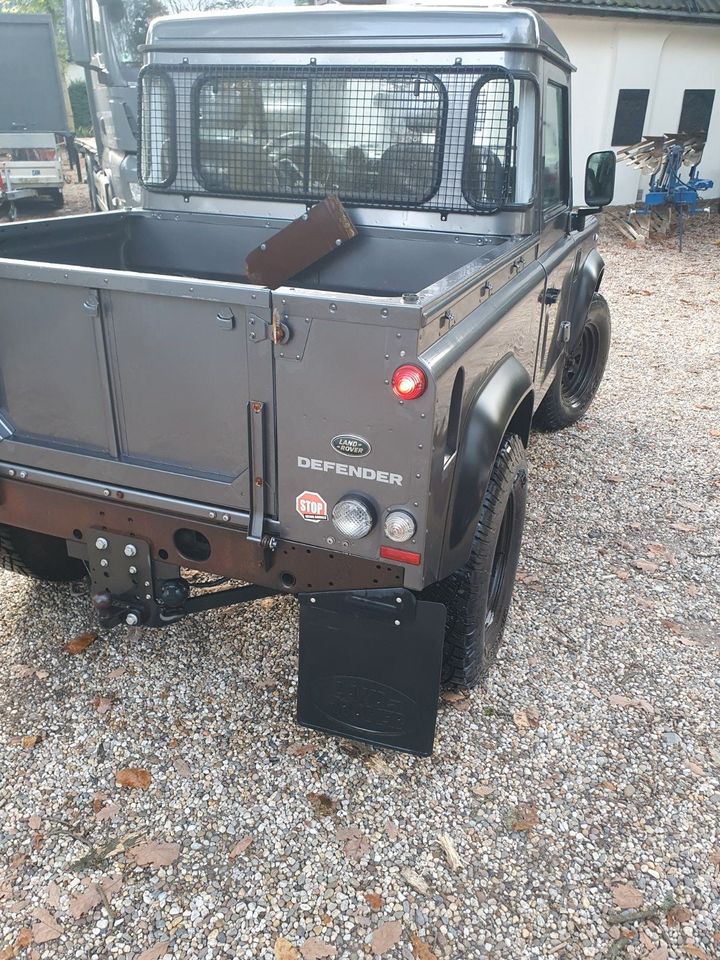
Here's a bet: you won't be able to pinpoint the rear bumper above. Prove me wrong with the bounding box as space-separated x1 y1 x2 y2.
0 474 404 594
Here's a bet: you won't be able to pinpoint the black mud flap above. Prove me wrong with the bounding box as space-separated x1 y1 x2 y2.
297 588 446 757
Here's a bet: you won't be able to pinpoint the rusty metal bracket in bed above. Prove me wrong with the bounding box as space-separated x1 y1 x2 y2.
247 399 267 544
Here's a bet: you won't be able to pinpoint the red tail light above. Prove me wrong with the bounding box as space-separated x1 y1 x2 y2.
391 364 426 400
380 545 421 565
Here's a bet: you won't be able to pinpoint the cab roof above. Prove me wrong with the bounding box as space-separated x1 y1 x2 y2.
145 4 571 67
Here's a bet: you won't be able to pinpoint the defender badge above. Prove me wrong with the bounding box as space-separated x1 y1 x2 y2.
331 435 371 458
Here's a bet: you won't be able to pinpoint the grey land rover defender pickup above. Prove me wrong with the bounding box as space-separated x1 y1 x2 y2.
0 4 615 755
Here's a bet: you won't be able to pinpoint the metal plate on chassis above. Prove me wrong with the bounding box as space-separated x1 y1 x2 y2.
86 529 155 607
297 588 446 757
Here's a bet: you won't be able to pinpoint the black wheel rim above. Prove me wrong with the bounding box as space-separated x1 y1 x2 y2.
485 494 514 628
561 322 600 409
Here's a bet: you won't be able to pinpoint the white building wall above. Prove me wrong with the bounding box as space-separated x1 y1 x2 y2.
542 14 720 204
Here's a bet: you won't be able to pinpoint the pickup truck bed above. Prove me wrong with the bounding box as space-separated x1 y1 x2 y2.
0 209 506 295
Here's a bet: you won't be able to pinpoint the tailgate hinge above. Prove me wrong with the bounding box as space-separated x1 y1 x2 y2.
247 399 267 544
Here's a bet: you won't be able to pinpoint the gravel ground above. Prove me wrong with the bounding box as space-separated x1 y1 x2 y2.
1 214 719 960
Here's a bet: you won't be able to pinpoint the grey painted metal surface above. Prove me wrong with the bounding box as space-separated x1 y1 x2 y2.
0 15 69 135
0 4 605 597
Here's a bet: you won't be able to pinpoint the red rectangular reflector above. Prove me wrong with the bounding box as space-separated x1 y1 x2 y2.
379 546 422 566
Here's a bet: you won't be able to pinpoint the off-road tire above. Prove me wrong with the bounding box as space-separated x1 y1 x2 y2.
0 524 85 582
47 189 64 209
533 292 611 431
423 434 528 688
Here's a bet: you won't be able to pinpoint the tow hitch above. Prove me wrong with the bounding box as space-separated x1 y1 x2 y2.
83 529 276 627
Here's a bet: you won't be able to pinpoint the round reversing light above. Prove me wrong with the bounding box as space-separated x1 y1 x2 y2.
391 364 426 400
331 496 375 540
384 510 417 543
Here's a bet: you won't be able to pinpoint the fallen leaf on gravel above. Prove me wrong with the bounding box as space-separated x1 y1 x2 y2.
64 632 98 655
95 803 119 822
440 691 466 703
687 760 704 776
437 833 461 870
136 942 170 960
601 615 628 628
613 568 630 581
709 849 720 866
228 836 253 860
93 696 113 715
300 938 337 959
364 893 383 911
633 559 659 574
645 946 668 960
31 909 63 944
16 928 32 948
19 734 41 749
365 754 397 776
612 883 644 909
371 920 402 956
669 522 699 532
678 500 702 512
647 543 675 563
115 768 151 790
472 784 495 798
508 803 538 832
286 743 315 757
682 948 708 960
410 934 438 960
605 474 626 483
127 841 180 868
609 695 655 716
666 905 692 925
35 670 49 680
46 881 61 908
661 619 685 635
69 875 122 919
172 757 192 778
401 867 429 895
513 706 540 731
108 668 126 680
336 827 370 861
307 793 337 818
710 429 720 438
384 820 399 841
28 815 41 830
275 939 301 960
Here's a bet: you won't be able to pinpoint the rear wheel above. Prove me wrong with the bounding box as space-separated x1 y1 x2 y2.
533 293 611 431
47 189 64 209
0 525 85 582
423 434 528 688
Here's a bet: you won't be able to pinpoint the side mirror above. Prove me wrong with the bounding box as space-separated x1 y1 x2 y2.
584 150 616 208
65 0 92 65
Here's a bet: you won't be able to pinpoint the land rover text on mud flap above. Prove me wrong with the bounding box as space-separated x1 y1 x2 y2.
0 4 615 756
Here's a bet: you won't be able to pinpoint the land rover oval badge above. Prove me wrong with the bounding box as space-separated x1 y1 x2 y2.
331 434 371 458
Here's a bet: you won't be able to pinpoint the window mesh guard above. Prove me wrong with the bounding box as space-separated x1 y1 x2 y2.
139 65 514 213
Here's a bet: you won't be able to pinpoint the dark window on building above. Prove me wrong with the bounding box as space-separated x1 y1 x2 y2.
611 89 649 146
678 89 715 136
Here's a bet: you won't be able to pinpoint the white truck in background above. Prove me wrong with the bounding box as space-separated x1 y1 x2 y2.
0 14 69 220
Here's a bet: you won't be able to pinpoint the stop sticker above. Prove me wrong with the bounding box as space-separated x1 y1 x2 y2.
296 490 328 523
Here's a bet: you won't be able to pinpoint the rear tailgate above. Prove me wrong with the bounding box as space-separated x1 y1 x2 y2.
0 267 276 517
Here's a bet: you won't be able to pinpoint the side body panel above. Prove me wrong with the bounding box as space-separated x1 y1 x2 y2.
421 258 545 583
